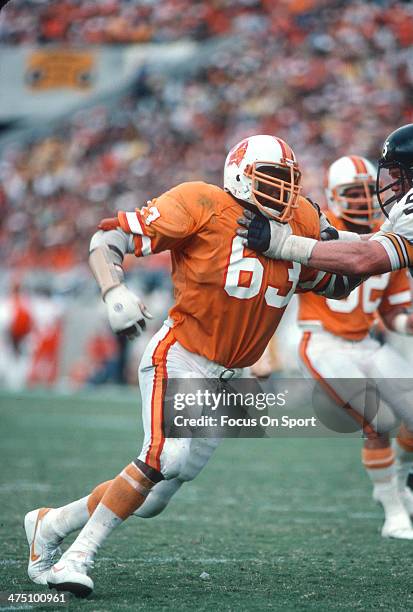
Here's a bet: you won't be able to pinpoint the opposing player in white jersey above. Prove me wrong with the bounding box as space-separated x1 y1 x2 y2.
298 154 413 539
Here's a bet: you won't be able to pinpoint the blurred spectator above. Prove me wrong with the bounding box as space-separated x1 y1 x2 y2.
0 278 33 389
0 279 63 388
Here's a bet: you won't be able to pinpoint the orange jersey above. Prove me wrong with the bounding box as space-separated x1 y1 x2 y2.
118 181 330 368
298 212 412 341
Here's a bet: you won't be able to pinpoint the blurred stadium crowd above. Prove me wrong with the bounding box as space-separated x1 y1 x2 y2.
0 0 412 387
1 0 413 47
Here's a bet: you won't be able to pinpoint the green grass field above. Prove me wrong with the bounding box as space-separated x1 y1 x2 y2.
1 388 413 611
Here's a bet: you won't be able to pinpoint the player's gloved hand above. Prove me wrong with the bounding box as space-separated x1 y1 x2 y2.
307 198 339 241
237 209 318 264
237 209 292 258
104 284 153 339
320 226 339 240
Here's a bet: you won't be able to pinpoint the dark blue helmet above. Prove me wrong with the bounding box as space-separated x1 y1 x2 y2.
377 124 413 217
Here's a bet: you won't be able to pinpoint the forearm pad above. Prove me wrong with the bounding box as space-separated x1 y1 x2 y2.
89 229 134 298
89 246 123 298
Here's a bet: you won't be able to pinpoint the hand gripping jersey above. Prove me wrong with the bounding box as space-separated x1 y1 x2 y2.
117 181 331 368
299 212 412 340
371 187 413 269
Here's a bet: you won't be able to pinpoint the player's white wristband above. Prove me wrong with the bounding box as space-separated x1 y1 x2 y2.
279 235 318 265
393 313 409 334
337 230 362 241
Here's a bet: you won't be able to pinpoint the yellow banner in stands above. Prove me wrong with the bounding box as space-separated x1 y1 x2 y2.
25 49 95 90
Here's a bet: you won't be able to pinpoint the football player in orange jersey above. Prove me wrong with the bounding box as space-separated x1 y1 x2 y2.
297 155 413 539
24 135 361 597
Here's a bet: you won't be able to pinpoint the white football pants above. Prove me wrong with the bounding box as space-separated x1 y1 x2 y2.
298 329 413 435
135 323 243 518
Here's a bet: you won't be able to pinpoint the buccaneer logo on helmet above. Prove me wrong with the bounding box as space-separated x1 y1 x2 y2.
377 124 413 217
228 139 249 167
326 155 381 229
223 134 302 222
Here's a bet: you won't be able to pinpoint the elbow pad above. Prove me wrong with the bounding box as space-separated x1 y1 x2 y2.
89 229 135 263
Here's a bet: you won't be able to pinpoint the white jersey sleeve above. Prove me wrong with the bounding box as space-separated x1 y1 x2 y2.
370 188 413 270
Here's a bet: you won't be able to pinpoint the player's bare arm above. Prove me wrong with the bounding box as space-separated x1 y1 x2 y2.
236 207 380 281
306 238 391 276
237 210 393 276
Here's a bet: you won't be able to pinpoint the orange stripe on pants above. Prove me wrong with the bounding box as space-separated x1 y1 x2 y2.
299 331 377 438
145 329 176 472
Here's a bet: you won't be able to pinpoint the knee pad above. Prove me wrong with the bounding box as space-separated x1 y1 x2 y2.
160 438 191 480
371 401 397 435
178 438 220 482
135 479 183 518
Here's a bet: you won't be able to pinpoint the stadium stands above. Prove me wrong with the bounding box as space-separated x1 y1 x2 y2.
1 0 413 386
1 0 412 271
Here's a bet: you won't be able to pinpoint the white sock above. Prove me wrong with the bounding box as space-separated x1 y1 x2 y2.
365 463 394 487
374 480 410 519
45 497 90 539
367 468 407 518
63 503 122 559
393 439 413 492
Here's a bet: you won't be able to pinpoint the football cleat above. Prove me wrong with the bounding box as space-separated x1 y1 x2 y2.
381 513 413 540
47 551 94 598
24 508 62 585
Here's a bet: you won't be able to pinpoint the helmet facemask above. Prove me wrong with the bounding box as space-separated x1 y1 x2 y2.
244 161 301 222
332 180 381 228
376 161 413 217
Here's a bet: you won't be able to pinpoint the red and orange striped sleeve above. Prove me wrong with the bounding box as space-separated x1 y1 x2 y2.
117 184 201 257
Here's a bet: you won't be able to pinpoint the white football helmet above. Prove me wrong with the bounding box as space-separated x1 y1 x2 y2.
223 134 302 221
326 155 381 228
